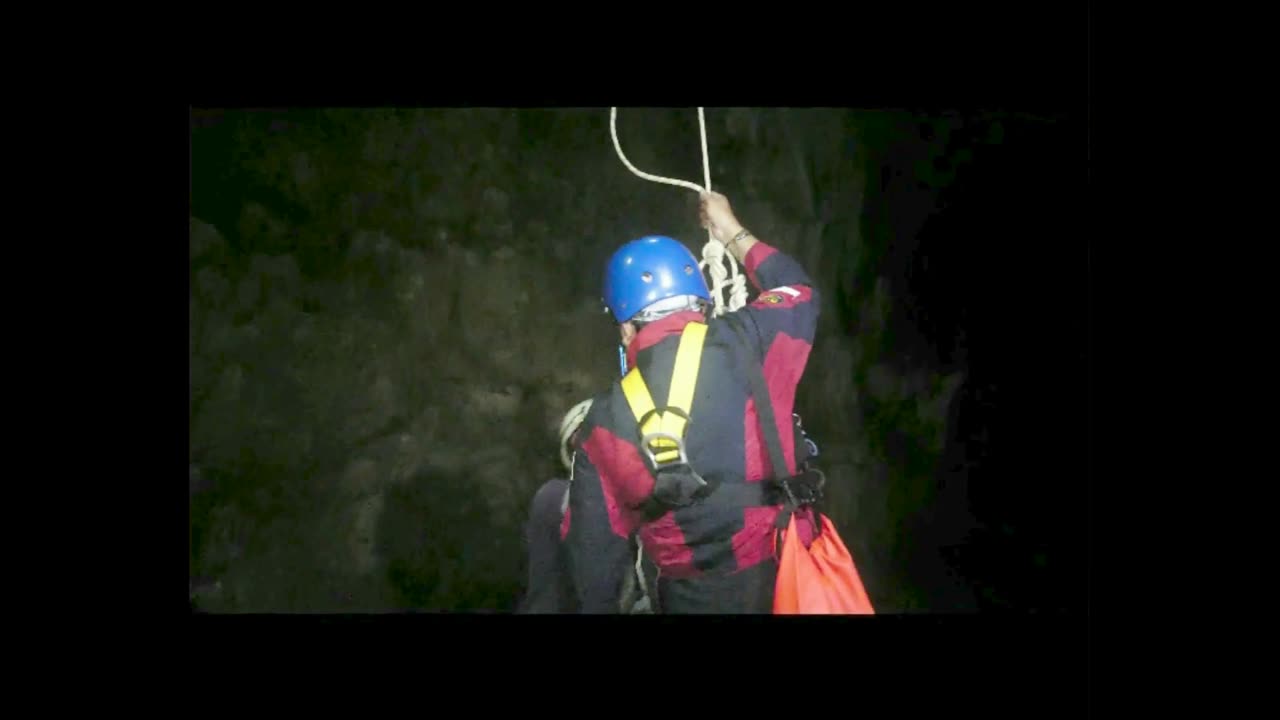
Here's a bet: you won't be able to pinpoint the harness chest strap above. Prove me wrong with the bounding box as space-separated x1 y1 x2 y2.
619 321 708 465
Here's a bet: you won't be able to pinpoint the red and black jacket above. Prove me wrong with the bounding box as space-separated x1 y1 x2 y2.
562 240 820 613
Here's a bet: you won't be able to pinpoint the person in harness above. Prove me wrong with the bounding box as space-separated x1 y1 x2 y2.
562 191 826 613
519 397 662 614
516 399 592 613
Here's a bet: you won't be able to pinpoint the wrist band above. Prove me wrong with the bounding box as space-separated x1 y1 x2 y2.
729 228 752 246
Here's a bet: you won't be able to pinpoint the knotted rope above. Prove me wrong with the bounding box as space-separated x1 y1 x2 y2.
609 108 749 317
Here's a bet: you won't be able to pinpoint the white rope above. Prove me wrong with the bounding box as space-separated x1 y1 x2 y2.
609 108 748 317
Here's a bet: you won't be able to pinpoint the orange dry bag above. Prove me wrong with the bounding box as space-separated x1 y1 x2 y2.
723 313 876 615
774 511 875 614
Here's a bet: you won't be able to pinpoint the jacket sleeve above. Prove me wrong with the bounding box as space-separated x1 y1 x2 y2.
724 240 822 483
734 240 821 355
563 407 647 613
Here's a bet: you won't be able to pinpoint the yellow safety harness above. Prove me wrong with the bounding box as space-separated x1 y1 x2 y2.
619 322 715 519
620 321 707 467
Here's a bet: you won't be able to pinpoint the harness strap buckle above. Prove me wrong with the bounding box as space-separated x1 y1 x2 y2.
777 467 826 507
639 430 693 470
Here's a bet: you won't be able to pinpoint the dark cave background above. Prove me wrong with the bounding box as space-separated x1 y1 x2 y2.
188 107 1086 613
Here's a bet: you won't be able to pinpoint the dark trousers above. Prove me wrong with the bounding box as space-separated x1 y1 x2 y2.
658 556 778 614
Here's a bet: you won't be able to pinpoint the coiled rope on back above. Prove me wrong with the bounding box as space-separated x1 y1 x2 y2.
609 107 749 317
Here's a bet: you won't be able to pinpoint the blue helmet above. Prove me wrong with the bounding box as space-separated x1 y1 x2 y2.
602 235 711 323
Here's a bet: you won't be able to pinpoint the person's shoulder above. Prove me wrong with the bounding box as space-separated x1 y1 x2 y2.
533 477 570 504
571 384 633 458
707 307 755 341
582 383 623 430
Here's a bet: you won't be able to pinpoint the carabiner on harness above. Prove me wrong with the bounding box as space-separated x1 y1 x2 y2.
794 412 820 459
